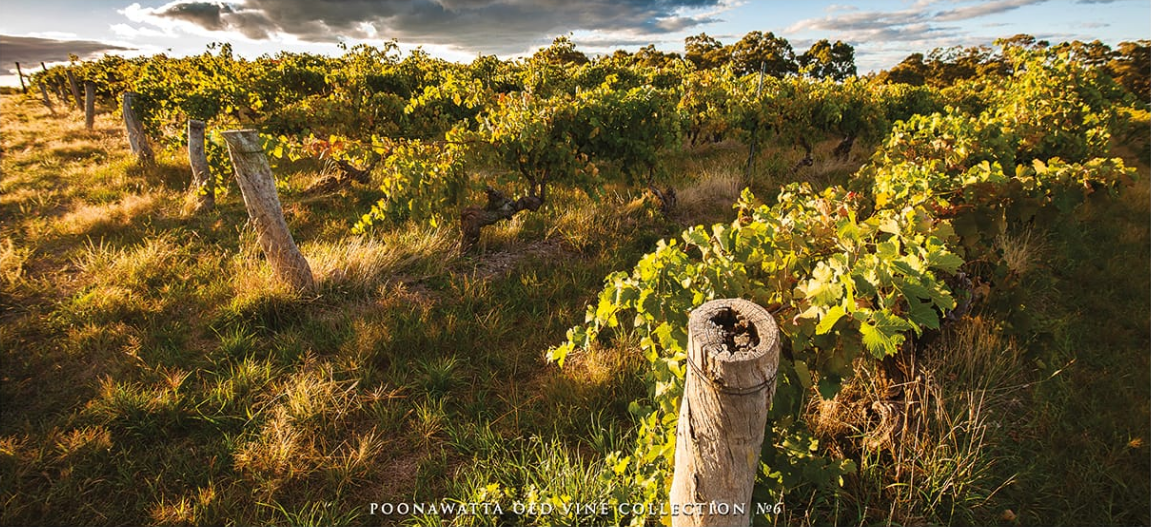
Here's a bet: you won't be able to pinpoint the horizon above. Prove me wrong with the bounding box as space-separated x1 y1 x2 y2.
0 0 1148 87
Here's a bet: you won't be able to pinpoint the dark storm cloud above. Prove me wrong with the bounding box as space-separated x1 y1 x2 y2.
145 0 725 52
0 35 132 65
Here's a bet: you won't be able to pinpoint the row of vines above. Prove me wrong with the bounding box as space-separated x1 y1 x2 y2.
32 35 1148 525
545 45 1144 525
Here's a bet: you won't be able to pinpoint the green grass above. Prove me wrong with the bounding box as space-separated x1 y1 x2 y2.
2 90 1148 527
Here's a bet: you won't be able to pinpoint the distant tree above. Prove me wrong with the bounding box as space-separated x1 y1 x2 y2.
729 31 796 77
607 49 634 64
877 53 928 85
799 39 857 81
924 45 1007 85
533 36 589 66
1108 40 1150 102
684 33 727 70
998 33 1050 51
879 45 1011 87
633 45 681 68
1053 39 1115 69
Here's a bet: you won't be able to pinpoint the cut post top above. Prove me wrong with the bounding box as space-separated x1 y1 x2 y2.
687 298 780 392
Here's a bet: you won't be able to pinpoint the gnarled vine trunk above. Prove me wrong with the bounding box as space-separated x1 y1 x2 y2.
459 187 543 253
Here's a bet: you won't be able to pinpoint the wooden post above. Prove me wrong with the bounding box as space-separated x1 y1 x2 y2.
14 62 27 94
41 62 64 102
65 68 82 111
39 83 56 115
187 119 214 212
121 92 154 162
669 298 780 527
221 130 314 292
744 62 767 184
84 81 95 129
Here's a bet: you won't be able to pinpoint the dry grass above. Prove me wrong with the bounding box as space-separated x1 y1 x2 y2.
304 227 456 293
995 228 1048 276
675 169 743 225
0 238 29 288
808 316 1023 525
56 193 164 235
233 363 383 499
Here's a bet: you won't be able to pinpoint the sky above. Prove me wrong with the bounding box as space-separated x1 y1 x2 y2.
0 0 1148 86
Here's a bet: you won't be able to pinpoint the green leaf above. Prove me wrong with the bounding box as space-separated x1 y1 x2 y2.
793 360 814 390
907 298 940 331
815 305 846 335
927 252 963 274
818 375 842 400
860 321 898 357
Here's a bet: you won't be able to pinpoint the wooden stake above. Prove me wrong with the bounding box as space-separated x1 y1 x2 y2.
669 298 780 527
15 62 27 94
84 81 95 129
187 119 214 212
121 92 154 162
66 68 82 111
221 129 314 292
39 83 56 115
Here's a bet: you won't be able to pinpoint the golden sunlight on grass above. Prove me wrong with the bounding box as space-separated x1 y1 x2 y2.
57 193 164 236
0 238 29 288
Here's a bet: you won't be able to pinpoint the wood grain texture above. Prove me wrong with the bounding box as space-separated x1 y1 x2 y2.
669 298 780 527
121 93 154 162
222 129 314 292
187 119 214 212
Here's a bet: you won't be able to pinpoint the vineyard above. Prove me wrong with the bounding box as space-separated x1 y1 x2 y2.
1 34 1149 526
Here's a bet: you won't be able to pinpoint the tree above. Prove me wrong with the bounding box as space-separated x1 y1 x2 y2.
1053 39 1114 69
729 31 796 77
998 33 1049 51
685 33 726 70
1108 40 1150 102
633 45 682 69
877 53 928 85
533 36 589 66
799 39 857 81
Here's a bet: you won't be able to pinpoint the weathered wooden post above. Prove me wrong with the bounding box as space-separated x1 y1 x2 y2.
84 81 95 129
41 62 64 102
65 68 82 111
221 130 314 292
14 62 27 94
121 92 154 162
39 83 56 115
186 119 214 212
669 298 780 527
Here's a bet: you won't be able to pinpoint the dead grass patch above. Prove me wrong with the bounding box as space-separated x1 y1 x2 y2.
57 193 163 235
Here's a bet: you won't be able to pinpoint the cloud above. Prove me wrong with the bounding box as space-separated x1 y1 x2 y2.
126 0 731 54
0 35 133 65
110 24 171 39
934 0 1048 22
786 0 1050 47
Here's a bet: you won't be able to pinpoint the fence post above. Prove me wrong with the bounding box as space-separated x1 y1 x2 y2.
221 129 314 292
669 298 780 527
121 92 154 162
39 83 56 115
187 119 214 212
15 62 27 94
84 81 95 129
66 68 82 111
